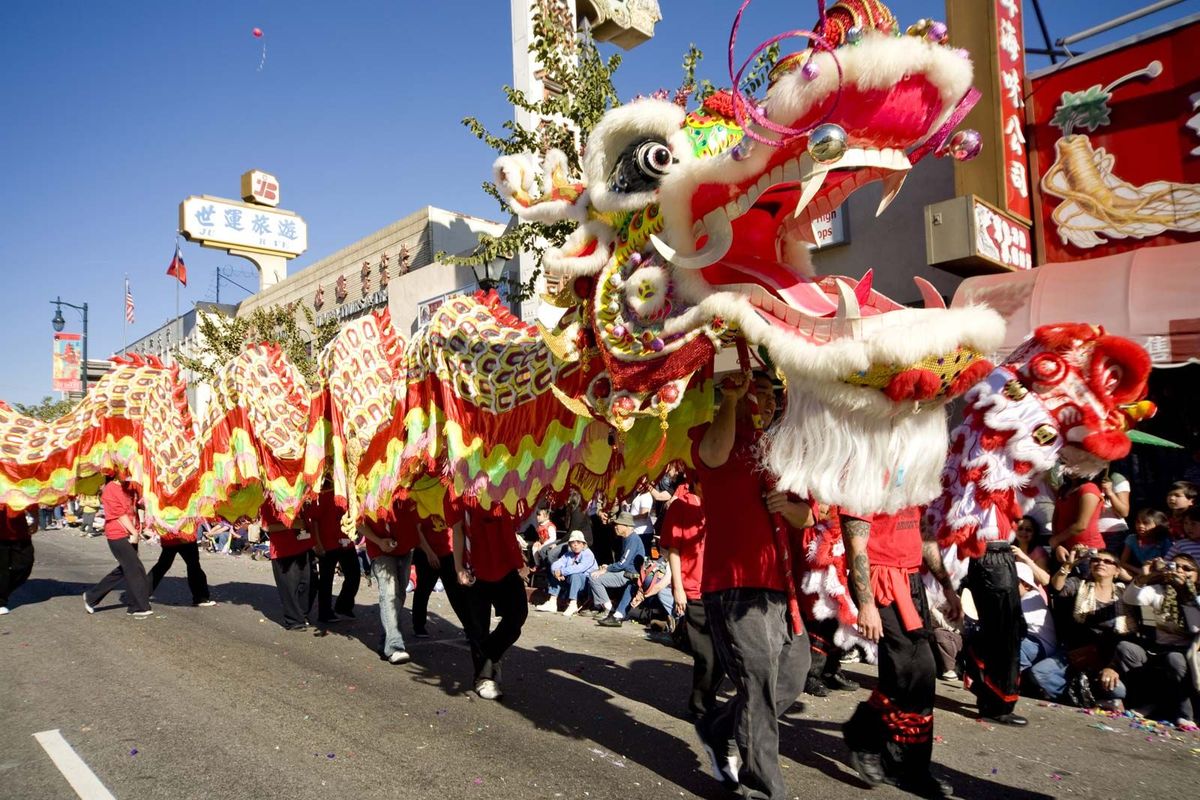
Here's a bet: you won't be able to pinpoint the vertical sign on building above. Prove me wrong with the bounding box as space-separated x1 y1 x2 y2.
995 0 1031 222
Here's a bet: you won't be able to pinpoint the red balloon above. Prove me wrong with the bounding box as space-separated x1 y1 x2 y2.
252 27 263 38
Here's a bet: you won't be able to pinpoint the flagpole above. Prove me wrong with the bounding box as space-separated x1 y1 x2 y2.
174 233 181 320
123 275 128 356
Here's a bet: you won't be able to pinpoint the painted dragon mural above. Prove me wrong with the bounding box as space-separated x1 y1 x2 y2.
3 2 1148 541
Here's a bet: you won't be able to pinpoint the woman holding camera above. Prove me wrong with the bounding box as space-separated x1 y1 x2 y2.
1049 547 1137 709
1114 555 1200 728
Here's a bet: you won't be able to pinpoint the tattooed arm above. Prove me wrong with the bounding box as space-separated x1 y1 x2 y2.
921 516 962 622
841 515 882 642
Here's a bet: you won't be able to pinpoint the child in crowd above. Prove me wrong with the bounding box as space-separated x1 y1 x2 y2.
1120 509 1172 576
1164 481 1196 539
1166 505 1200 562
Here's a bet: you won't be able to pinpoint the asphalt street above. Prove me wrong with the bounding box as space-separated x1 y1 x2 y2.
1 529 1197 799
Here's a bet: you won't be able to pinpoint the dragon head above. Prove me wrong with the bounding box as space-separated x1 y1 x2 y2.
495 1 1005 513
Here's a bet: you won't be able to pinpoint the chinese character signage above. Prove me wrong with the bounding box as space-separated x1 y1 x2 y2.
52 332 82 393
240 169 280 207
973 197 1032 270
179 195 307 258
1028 17 1200 263
995 0 1031 221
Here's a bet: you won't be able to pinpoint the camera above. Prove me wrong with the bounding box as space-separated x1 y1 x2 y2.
1166 561 1178 572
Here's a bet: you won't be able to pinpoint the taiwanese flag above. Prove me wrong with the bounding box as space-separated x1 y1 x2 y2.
166 244 187 286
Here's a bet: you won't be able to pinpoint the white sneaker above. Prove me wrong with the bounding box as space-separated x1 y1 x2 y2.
388 650 411 665
563 601 580 618
128 610 154 618
195 600 217 607
475 679 503 700
0 606 9 615
84 594 95 615
940 670 959 681
534 598 557 613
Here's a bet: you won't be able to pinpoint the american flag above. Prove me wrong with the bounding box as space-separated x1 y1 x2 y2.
124 281 135 324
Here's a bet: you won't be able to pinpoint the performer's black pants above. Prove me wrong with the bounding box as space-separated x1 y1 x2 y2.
844 573 936 782
463 569 528 682
411 549 468 635
807 617 846 681
149 541 210 605
86 539 151 613
701 588 810 800
317 546 360 620
684 598 726 717
964 543 1023 716
0 539 34 607
272 551 316 629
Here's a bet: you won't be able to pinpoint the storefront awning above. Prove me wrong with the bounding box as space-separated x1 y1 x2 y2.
951 242 1200 367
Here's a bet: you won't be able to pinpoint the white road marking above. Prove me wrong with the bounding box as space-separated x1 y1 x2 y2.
32 729 117 800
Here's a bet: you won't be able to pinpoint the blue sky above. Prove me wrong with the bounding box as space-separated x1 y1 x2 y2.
0 0 1192 405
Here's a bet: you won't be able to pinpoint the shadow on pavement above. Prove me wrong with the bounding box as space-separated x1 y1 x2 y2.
9 578 91 608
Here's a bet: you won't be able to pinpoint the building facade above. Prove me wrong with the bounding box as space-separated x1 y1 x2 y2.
236 206 511 338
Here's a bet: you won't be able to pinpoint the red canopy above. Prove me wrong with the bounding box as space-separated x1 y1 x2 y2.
952 242 1200 367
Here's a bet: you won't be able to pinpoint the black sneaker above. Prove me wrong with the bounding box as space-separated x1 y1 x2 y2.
413 629 431 639
825 671 859 691
848 750 886 786
597 615 624 627
805 677 830 697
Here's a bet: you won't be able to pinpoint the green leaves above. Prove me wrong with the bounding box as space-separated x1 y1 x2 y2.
14 395 78 422
1050 84 1112 136
174 302 337 387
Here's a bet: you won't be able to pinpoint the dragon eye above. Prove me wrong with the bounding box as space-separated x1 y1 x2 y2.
608 137 674 195
635 142 673 177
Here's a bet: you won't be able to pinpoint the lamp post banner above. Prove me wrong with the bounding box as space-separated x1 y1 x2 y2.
52 332 82 393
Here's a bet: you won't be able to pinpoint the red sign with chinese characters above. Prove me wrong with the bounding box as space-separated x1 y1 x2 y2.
995 0 1031 222
1028 18 1200 263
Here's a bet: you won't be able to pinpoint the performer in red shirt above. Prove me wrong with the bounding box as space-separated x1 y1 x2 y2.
304 485 361 624
264 499 317 630
148 521 214 607
841 507 960 798
692 371 812 799
659 471 725 719
453 504 529 701
410 506 467 639
362 500 421 663
0 505 37 614
84 477 153 616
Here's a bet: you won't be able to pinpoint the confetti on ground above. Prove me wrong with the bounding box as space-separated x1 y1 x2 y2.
129 749 138 756
1089 723 1116 731
933 735 945 744
326 753 335 759
473 778 483 785
436 709 448 717
1050 773 1062 781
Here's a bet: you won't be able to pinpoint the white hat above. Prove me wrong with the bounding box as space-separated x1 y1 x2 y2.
1016 562 1035 586
567 530 587 544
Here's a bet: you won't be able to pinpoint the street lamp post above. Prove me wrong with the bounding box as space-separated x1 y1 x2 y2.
51 297 88 395
471 255 507 293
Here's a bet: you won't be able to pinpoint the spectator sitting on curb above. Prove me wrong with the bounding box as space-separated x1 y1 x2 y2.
588 511 644 626
535 531 595 618
629 550 677 632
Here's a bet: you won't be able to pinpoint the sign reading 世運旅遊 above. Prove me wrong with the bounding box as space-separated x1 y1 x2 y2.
179 195 307 258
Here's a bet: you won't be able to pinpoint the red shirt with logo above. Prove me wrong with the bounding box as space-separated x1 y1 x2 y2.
365 503 421 559
101 481 138 541
658 484 706 601
263 502 314 560
463 508 524 583
692 422 788 594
